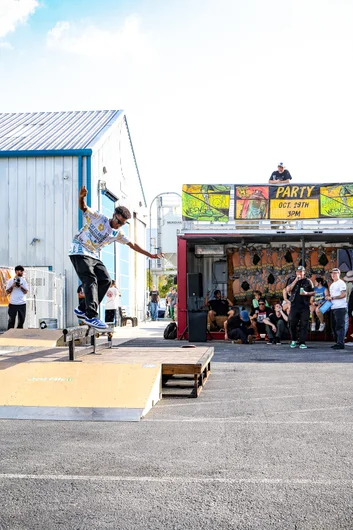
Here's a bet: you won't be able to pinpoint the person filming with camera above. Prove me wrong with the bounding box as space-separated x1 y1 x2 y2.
5 265 29 329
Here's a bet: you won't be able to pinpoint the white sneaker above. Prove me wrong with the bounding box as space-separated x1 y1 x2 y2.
319 323 325 332
311 323 316 331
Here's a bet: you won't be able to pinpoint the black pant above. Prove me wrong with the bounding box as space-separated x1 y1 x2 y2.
8 303 26 329
228 327 253 344
267 320 288 341
105 309 116 324
332 308 347 347
289 306 309 344
70 255 111 319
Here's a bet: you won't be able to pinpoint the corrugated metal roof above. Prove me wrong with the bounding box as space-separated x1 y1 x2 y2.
0 110 124 151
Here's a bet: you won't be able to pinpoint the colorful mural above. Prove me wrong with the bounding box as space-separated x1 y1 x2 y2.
235 186 269 219
229 246 338 300
182 185 231 222
320 184 353 218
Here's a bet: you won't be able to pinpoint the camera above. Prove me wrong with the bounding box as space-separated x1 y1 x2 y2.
14 277 21 287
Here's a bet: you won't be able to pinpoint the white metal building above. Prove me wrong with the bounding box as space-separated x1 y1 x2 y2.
0 110 148 326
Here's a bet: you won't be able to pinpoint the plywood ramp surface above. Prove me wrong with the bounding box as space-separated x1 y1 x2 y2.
84 346 213 365
0 329 63 347
0 362 161 421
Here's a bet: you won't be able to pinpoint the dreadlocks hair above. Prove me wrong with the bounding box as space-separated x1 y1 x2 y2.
114 205 131 220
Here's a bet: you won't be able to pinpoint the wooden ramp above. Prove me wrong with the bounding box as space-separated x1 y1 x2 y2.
0 362 161 422
84 345 214 397
0 328 64 347
0 336 214 421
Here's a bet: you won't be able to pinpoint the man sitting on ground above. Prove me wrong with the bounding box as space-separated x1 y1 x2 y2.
205 289 233 330
250 298 274 339
224 308 254 344
263 302 289 344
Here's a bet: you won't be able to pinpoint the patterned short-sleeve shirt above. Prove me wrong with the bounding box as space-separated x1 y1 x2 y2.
69 207 130 259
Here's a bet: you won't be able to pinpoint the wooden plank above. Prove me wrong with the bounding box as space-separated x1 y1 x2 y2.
162 364 203 375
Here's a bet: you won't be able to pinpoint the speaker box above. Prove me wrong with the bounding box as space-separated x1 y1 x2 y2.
187 273 203 298
188 311 207 342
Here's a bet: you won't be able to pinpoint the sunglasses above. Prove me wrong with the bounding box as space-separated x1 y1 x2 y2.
114 214 129 224
259 303 265 305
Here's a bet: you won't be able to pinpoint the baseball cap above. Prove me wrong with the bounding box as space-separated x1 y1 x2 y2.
297 266 306 271
331 268 340 273
278 162 285 168
240 310 250 322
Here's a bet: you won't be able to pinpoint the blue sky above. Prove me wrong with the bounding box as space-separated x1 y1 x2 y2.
1 0 353 204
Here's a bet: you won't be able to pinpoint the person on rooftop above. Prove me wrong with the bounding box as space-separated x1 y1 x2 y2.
268 162 292 185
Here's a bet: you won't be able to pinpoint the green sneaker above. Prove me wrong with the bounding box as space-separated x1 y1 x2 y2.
299 343 308 349
290 341 297 348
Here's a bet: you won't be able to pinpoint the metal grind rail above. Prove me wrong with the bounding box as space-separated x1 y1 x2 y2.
63 325 113 361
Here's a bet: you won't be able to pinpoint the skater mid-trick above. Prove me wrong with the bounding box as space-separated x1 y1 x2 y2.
69 186 164 330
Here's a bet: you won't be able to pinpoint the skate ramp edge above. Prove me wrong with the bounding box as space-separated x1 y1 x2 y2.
0 329 64 347
0 362 162 422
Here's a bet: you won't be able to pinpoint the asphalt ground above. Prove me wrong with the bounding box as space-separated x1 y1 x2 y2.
1 321 353 529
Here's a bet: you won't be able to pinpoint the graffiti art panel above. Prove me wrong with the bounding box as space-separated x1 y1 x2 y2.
182 185 231 222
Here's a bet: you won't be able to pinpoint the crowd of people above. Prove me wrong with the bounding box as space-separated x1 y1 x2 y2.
206 266 353 350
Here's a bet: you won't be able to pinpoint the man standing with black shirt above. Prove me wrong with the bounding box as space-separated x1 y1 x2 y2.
268 162 292 185
286 266 314 349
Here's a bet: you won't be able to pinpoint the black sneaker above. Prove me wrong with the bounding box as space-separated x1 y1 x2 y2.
267 339 274 344
332 344 345 350
275 339 281 345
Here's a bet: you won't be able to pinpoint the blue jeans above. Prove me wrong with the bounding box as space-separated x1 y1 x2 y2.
332 308 347 347
150 302 158 320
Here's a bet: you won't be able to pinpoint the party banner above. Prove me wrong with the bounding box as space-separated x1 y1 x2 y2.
182 183 353 222
269 184 320 219
182 184 231 222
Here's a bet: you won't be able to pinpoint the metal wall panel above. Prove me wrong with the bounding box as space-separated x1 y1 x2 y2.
0 110 123 151
0 155 79 327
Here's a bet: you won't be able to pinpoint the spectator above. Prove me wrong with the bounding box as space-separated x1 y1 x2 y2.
205 289 233 331
169 288 177 321
105 280 121 326
252 290 270 309
166 288 172 318
5 265 29 330
149 284 159 321
250 298 274 340
268 162 292 185
224 308 254 344
310 277 329 332
263 302 289 344
286 266 314 349
326 268 347 350
343 270 353 337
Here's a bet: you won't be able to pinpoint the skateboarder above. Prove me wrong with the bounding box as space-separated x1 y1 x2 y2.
69 186 163 330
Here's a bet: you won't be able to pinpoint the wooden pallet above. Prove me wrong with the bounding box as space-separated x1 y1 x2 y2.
84 345 214 397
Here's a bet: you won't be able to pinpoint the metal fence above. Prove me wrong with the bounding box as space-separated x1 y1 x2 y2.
0 267 65 331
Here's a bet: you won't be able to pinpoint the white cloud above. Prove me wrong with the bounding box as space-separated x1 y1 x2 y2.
0 41 13 50
47 15 155 64
0 0 39 39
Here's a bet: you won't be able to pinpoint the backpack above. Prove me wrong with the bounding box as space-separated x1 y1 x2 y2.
164 322 177 340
